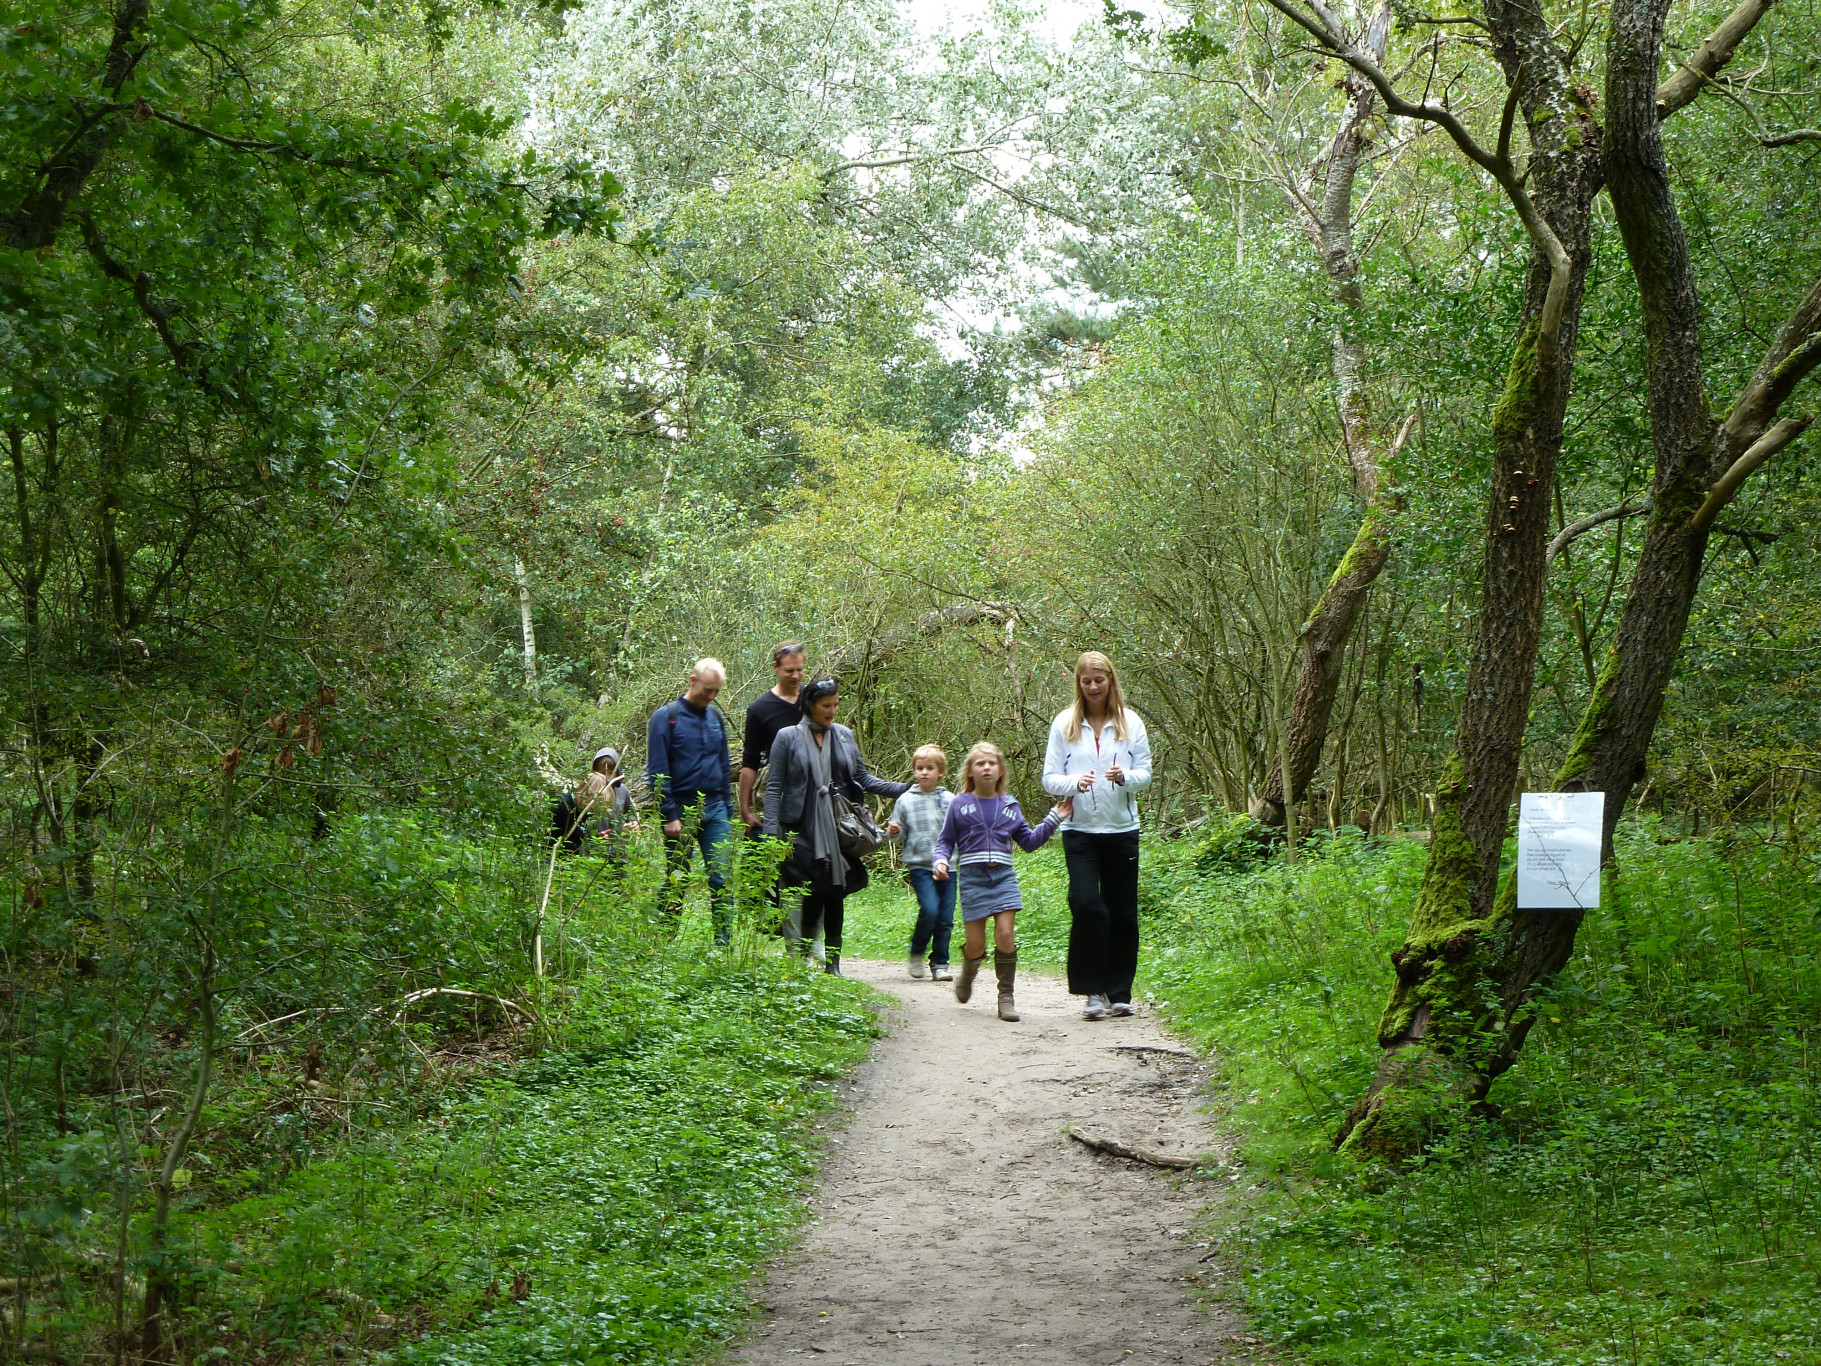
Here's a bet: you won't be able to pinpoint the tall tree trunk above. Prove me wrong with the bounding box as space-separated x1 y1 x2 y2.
1255 0 1405 827
1333 0 1605 1157
514 557 537 688
1335 0 1784 1153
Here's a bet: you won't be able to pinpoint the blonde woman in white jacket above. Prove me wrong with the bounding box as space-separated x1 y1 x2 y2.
1042 651 1152 1020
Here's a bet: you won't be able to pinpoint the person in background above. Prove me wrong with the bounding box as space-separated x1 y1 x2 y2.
550 747 638 854
932 742 1072 1022
888 744 955 981
763 678 910 975
647 658 736 944
586 746 641 860
739 642 806 831
739 642 810 945
1042 650 1153 1021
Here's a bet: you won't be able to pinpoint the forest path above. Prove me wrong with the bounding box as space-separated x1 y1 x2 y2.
732 958 1278 1366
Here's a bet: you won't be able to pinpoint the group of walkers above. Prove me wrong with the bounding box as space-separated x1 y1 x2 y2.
555 644 1153 1023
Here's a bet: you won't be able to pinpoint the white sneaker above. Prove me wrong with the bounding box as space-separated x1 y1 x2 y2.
1083 994 1109 1021
1109 1001 1136 1017
931 963 953 982
908 956 926 979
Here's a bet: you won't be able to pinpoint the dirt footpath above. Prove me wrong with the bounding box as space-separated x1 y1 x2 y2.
733 958 1277 1366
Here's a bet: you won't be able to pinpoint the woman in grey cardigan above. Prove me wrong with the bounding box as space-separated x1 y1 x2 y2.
763 677 910 974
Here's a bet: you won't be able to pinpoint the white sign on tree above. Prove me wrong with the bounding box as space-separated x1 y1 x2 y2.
1517 792 1605 909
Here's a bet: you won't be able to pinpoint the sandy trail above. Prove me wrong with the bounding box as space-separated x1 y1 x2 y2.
733 958 1275 1366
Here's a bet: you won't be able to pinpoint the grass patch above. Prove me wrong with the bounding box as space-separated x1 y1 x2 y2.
1143 820 1821 1365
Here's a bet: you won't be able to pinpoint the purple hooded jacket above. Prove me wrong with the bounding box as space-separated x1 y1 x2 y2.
932 792 1061 870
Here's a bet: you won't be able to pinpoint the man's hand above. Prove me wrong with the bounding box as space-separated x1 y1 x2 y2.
663 819 682 837
1076 770 1097 792
1106 763 1125 786
933 861 949 880
887 820 901 836
742 810 761 831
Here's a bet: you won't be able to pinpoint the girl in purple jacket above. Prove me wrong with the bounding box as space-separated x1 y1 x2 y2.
933 742 1072 1022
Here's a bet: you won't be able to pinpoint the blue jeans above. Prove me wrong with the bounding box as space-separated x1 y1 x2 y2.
663 797 734 944
906 867 955 966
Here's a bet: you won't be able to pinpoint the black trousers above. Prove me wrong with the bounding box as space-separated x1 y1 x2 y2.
1063 829 1141 1002
799 887 846 953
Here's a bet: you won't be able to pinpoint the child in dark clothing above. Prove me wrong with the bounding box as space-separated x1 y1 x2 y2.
932 742 1071 1021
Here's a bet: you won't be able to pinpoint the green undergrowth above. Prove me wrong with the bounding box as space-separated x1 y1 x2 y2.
197 957 877 1366
6 813 880 1365
1144 819 1821 1365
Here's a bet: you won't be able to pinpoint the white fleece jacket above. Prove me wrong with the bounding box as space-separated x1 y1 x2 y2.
1041 708 1152 833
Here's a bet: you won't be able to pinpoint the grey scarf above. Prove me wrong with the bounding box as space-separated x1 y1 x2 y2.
800 717 845 888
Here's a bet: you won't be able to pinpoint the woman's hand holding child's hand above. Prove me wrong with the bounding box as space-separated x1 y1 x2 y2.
1054 797 1074 819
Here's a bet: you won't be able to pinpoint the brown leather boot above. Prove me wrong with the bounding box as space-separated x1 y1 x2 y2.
955 951 985 1004
994 948 1020 1021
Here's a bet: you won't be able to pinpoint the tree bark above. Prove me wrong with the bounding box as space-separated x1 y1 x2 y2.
1334 0 1606 1158
1337 0 1786 1153
514 557 537 687
1255 0 1402 828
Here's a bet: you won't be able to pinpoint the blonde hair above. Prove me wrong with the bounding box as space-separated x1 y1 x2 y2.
1064 650 1130 743
911 744 948 775
691 657 727 684
957 741 1009 797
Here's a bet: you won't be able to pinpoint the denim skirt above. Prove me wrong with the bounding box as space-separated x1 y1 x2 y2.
957 860 1022 922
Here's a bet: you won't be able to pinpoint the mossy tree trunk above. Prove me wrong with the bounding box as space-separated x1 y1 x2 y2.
1329 0 1605 1157
1336 0 1792 1154
1446 2 1821 1096
1255 0 1409 830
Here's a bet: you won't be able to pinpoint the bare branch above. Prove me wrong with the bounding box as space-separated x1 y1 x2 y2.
1656 0 1775 118
1546 497 1650 564
1690 417 1812 535
1259 0 1573 361
819 143 1000 180
1762 127 1821 147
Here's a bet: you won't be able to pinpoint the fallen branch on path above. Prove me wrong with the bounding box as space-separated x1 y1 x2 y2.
1108 1044 1195 1059
1068 1128 1207 1170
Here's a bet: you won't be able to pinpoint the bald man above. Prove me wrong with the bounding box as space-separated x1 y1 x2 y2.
647 658 735 944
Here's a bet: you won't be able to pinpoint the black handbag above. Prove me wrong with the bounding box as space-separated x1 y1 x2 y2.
831 788 887 857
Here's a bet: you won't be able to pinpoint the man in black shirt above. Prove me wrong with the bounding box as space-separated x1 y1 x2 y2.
739 642 807 830
740 642 807 941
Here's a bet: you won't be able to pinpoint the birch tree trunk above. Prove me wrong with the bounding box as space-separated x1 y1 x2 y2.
514 557 537 688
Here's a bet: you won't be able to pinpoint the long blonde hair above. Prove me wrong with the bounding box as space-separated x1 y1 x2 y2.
1064 650 1130 743
957 741 1010 798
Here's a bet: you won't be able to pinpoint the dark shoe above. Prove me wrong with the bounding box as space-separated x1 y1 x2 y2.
994 948 1020 1022
824 952 842 977
955 952 985 1004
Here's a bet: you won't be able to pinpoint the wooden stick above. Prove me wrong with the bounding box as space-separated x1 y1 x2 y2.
1068 1129 1206 1170
390 988 538 1025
